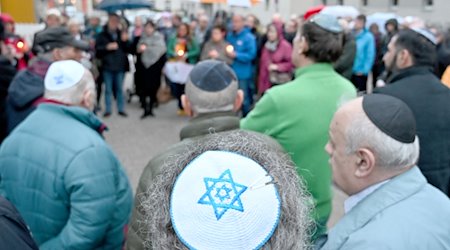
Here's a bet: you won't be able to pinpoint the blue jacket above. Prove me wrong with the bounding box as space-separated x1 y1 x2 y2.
226 28 257 80
0 103 132 249
352 29 375 75
320 167 450 250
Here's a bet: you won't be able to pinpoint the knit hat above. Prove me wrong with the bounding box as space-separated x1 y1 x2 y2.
170 150 281 249
44 60 85 91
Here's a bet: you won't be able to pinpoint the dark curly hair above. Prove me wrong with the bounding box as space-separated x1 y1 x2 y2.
301 21 343 63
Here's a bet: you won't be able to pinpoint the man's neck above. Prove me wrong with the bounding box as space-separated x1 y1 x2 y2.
297 57 315 68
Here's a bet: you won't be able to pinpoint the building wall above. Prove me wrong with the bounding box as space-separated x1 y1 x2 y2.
149 0 450 26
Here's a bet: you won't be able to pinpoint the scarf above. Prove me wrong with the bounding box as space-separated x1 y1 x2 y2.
139 31 167 68
265 40 279 52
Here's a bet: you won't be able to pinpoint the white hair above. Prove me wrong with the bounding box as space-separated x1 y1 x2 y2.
44 69 96 106
345 111 420 169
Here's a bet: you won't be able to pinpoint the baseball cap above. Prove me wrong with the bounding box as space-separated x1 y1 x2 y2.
34 27 89 53
44 60 85 91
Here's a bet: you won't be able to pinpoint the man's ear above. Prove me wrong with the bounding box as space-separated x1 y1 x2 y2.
81 88 94 110
233 90 244 112
398 49 412 68
299 36 308 55
181 94 193 116
354 148 376 178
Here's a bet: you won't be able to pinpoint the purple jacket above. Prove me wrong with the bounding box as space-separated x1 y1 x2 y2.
258 22 294 94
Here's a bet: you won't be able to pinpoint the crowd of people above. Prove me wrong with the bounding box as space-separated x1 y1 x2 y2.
0 6 450 250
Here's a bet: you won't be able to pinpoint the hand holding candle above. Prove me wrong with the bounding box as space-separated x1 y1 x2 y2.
226 45 236 58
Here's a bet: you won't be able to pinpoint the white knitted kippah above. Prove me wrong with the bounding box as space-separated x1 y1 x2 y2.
44 60 85 91
170 151 281 250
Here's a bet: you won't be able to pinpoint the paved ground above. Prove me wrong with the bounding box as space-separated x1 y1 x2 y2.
104 79 346 228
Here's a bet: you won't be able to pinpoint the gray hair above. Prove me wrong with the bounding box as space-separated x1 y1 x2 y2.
345 111 420 169
185 79 238 114
44 69 96 106
138 130 313 249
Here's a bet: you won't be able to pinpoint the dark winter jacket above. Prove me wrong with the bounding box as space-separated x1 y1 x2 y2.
6 58 50 133
0 196 38 249
334 33 356 80
95 26 131 72
374 66 450 196
0 56 16 143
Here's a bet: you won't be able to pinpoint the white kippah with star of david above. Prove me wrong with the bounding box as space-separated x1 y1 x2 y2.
170 150 281 250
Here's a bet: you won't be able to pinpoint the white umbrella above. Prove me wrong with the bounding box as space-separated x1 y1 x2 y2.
367 12 403 34
320 5 360 19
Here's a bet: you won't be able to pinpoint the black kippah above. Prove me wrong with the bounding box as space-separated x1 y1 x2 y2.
362 94 416 143
188 60 237 92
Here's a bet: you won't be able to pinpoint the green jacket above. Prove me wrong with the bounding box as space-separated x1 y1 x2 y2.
241 63 356 239
167 36 200 64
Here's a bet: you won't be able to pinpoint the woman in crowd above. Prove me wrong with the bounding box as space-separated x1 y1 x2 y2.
133 20 167 119
166 23 200 115
258 22 294 95
200 25 232 65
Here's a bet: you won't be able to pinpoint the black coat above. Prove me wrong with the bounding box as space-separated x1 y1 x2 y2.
374 66 450 196
0 196 38 249
0 56 17 144
95 26 131 72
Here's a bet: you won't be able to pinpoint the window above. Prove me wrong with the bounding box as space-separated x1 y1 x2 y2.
391 0 398 6
322 0 327 5
338 0 344 5
362 0 368 6
424 0 433 10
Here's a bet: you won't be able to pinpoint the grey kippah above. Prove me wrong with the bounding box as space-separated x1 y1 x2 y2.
363 94 416 143
309 13 342 34
188 60 237 92
411 28 437 45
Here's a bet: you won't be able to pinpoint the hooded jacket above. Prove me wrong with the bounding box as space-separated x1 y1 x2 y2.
0 103 133 249
258 22 294 94
6 58 49 133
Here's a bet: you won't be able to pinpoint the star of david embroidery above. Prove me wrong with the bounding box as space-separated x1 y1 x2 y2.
198 169 247 220
54 75 64 85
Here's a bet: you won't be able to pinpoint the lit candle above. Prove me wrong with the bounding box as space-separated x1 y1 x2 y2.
16 41 24 49
177 49 185 57
226 45 234 53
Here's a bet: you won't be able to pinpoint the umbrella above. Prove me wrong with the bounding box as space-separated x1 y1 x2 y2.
367 12 403 34
96 0 153 12
320 5 359 19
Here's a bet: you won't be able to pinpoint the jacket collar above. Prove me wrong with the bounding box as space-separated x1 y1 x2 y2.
323 167 427 249
37 101 108 135
294 63 334 78
180 111 239 141
388 66 434 83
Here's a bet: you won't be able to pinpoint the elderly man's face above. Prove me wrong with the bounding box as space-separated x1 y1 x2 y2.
325 102 360 195
46 15 61 28
232 15 244 32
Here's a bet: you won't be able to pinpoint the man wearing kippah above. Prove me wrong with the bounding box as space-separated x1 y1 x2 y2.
320 94 450 249
126 60 314 250
6 26 89 134
0 60 132 249
374 28 450 197
241 14 356 240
